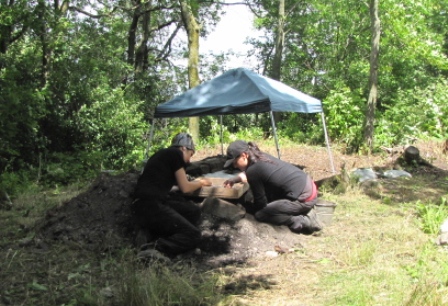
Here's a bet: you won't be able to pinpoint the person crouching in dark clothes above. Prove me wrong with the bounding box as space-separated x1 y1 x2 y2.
223 140 322 234
132 133 212 256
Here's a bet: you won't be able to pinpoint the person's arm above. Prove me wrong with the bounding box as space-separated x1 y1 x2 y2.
175 167 212 193
223 172 247 188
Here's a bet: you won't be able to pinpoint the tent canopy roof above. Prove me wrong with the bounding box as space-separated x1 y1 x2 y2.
154 68 322 118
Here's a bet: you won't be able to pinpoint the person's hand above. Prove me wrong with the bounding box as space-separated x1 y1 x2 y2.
200 178 212 187
223 179 235 188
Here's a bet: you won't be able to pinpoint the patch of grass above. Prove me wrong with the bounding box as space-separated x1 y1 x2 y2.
328 274 376 306
114 260 225 306
341 240 377 267
404 279 448 306
416 197 448 235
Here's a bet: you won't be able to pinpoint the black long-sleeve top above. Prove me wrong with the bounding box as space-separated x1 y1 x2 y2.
245 153 313 208
133 147 185 200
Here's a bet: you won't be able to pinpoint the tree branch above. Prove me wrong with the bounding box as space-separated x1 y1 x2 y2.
68 6 117 18
151 19 179 32
157 23 183 61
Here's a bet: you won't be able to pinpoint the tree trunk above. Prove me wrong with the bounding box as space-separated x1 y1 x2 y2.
135 2 151 74
127 10 139 67
271 0 284 81
179 0 201 143
364 0 380 152
36 0 50 86
270 0 285 129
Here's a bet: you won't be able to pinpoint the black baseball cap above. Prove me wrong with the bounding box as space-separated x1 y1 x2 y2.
224 140 249 168
171 133 195 152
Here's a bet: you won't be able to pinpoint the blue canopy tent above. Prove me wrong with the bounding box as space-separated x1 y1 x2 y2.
147 68 335 173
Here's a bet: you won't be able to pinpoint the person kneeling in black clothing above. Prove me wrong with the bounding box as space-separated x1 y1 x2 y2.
223 140 322 234
132 133 212 256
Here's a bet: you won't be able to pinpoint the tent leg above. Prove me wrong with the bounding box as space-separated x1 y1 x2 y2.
269 111 281 159
220 115 224 156
321 112 336 173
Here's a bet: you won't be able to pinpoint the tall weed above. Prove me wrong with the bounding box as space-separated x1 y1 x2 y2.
416 197 448 235
404 280 446 306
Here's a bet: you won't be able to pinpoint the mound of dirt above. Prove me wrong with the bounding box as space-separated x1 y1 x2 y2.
36 158 306 267
38 171 139 252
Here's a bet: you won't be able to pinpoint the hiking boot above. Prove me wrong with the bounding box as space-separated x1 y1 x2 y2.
135 229 155 248
289 211 323 234
306 209 323 232
289 215 307 233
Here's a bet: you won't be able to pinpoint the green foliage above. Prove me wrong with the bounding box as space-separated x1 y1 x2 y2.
40 152 102 187
276 113 324 144
145 118 191 157
251 0 448 152
0 45 47 171
77 87 147 171
376 78 448 146
0 170 36 197
233 127 265 142
323 86 365 151
199 116 230 147
416 198 448 235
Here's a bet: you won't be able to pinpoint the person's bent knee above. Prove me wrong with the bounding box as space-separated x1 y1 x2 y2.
192 230 202 246
191 205 202 224
184 227 201 250
255 210 267 222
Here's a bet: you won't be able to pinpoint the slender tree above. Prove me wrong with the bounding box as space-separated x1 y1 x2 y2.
271 0 285 81
176 1 239 142
179 0 201 142
270 0 285 124
364 0 380 151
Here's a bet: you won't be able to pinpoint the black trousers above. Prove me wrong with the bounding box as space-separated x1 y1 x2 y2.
133 196 201 256
254 198 317 226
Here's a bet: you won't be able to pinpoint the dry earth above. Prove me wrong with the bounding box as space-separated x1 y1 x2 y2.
192 138 447 182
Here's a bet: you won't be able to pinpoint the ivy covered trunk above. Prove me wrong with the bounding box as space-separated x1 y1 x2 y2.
180 0 201 143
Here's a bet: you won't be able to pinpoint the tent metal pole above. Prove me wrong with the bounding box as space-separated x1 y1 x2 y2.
320 112 336 173
220 115 224 155
269 111 281 159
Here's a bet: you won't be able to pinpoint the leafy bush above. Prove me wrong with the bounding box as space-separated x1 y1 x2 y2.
416 198 448 235
375 78 448 147
0 170 37 197
276 113 324 145
77 87 147 171
322 86 365 151
40 151 102 187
